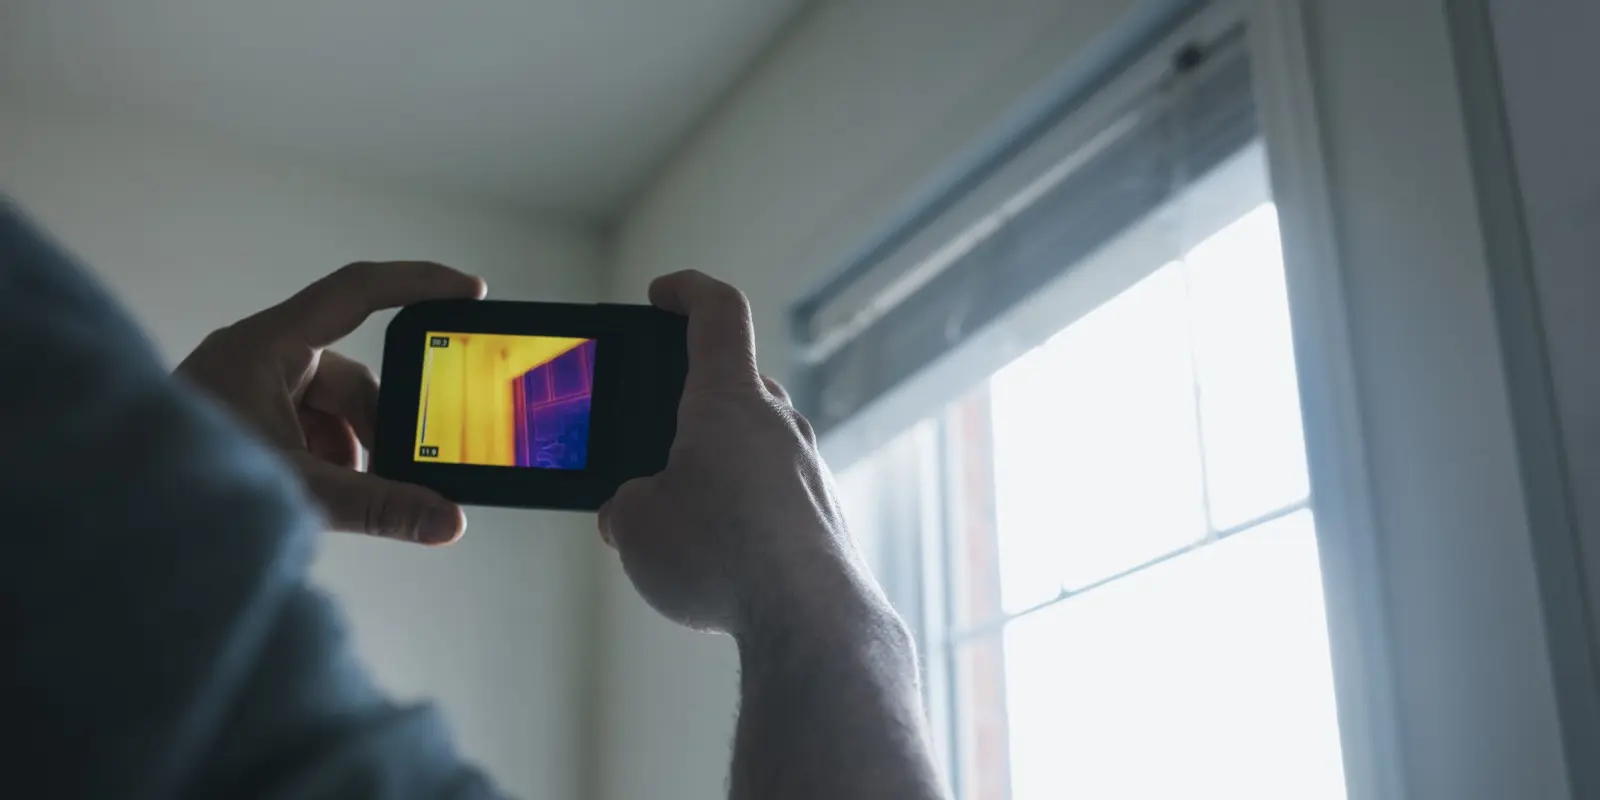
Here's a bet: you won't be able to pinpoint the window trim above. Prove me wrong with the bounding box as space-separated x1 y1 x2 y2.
1246 3 1406 798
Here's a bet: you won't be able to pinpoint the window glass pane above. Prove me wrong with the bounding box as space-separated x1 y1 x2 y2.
1186 204 1310 528
997 510 1345 800
989 265 1208 607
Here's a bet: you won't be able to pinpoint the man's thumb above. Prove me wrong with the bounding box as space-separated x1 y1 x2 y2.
598 478 655 551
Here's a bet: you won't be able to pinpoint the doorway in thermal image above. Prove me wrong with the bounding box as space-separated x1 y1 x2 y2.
415 332 595 470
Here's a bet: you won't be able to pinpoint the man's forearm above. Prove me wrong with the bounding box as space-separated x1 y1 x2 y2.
596 271 951 798
730 587 947 800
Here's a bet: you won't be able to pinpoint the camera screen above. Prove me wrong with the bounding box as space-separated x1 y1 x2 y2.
414 332 597 470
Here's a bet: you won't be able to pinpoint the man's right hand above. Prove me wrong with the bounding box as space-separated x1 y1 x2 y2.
600 271 945 800
598 270 889 639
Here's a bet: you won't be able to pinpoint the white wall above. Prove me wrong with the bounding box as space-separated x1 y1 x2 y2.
1478 1 1600 789
1488 0 1600 659
0 97 605 800
600 1 1148 797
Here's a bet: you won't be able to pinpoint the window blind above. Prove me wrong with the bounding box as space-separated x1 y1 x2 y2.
793 23 1257 437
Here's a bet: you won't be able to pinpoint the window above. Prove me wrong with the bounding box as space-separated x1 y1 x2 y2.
809 8 1348 799
834 197 1346 800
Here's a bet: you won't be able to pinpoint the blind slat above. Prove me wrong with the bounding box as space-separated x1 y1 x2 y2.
796 27 1256 435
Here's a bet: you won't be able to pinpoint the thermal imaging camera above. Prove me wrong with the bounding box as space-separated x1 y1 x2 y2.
372 300 688 511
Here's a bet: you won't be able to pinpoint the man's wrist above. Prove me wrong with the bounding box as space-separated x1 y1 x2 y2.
729 553 938 800
733 548 914 669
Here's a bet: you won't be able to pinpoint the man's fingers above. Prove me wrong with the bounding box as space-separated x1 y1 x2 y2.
270 261 486 347
648 270 760 393
293 454 466 545
300 407 361 469
303 350 381 450
761 375 791 406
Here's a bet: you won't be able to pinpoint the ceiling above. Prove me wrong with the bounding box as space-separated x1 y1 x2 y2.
0 0 803 218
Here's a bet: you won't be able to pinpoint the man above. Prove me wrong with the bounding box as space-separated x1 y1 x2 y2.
0 201 947 799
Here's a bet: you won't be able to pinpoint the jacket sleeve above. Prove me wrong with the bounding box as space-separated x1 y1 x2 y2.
0 201 500 799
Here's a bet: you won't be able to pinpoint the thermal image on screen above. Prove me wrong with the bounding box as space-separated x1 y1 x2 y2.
414 332 596 470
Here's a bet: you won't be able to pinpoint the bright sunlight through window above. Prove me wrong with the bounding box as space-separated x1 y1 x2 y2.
840 204 1348 800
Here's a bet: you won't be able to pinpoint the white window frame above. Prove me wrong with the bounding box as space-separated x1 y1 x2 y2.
861 142 1337 798
1244 4 1403 797
827 0 1593 798
1256 1 1589 797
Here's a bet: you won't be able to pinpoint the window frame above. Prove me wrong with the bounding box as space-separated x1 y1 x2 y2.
877 144 1324 797
818 3 1417 799
1242 5 1406 799
821 0 1592 797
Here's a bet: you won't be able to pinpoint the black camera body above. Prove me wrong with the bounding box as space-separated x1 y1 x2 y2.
373 300 687 511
